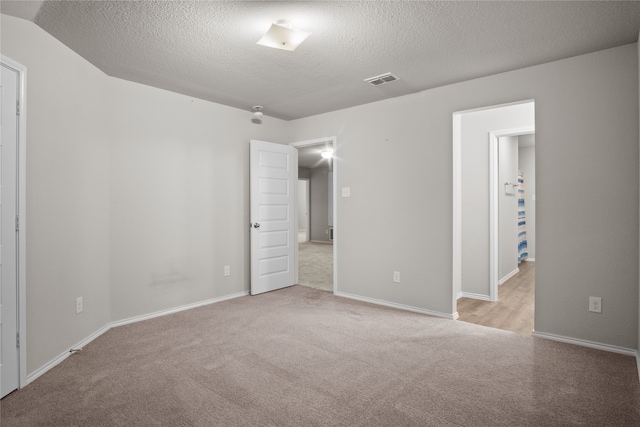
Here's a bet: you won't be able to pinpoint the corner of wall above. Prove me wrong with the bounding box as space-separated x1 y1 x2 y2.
636 32 639 380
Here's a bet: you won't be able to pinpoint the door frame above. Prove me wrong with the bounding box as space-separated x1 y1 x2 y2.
452 100 534 313
289 136 338 293
489 127 534 301
1 55 27 391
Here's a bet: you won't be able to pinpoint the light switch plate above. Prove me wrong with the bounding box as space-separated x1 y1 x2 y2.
342 187 351 197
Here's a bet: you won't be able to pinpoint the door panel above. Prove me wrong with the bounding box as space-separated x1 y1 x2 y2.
250 140 297 295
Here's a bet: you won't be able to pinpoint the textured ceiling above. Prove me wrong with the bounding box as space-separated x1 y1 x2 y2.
2 1 640 120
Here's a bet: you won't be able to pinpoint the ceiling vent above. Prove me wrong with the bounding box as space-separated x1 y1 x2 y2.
364 73 399 86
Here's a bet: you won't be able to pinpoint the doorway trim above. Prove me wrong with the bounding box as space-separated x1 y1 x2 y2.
489 127 534 301
1 55 28 391
452 100 534 314
289 136 338 293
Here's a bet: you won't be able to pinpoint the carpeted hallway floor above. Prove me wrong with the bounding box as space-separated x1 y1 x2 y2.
298 241 333 292
2 286 639 426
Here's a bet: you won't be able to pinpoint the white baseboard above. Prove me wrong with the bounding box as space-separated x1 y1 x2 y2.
523 258 535 262
309 240 333 244
457 291 493 302
27 324 111 385
637 352 640 383
335 291 457 320
26 291 248 386
498 268 519 285
532 331 637 357
110 291 248 328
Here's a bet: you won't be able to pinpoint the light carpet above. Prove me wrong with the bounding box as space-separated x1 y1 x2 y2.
2 286 639 426
298 241 333 292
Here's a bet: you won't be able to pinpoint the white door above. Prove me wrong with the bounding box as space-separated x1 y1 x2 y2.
250 140 297 295
0 62 20 398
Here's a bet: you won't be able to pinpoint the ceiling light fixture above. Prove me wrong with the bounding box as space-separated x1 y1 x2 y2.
321 149 333 159
257 20 311 52
252 106 264 124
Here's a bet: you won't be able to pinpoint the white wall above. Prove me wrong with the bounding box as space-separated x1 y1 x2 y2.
1 14 289 375
108 78 287 321
498 136 519 281
310 167 331 242
460 103 534 296
289 44 639 349
518 136 536 260
1 15 112 372
298 180 308 231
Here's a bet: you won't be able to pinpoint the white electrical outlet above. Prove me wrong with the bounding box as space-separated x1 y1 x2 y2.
76 297 83 314
224 265 231 276
589 296 602 313
342 187 351 197
393 271 400 283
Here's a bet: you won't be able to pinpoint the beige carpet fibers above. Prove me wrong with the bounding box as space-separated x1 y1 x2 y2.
2 286 639 426
298 242 333 292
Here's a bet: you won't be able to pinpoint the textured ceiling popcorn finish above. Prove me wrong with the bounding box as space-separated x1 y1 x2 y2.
2 1 640 120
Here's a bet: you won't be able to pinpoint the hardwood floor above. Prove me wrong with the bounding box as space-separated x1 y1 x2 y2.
456 261 534 336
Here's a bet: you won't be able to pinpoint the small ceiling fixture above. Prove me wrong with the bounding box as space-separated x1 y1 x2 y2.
257 20 311 52
364 72 399 86
321 149 333 159
252 106 264 124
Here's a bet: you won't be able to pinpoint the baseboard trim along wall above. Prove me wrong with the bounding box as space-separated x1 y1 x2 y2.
498 268 520 285
26 291 249 386
336 291 457 320
637 352 640 383
532 331 637 357
110 291 248 328
26 324 112 386
457 292 493 301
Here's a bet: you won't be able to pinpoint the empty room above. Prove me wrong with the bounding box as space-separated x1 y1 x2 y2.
1 1 640 425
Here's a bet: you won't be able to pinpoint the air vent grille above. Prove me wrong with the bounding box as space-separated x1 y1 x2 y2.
364 73 399 86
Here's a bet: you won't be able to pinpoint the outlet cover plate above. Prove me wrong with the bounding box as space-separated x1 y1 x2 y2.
589 296 602 313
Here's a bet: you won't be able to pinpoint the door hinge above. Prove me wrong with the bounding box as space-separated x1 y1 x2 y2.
16 99 20 116
16 332 20 348
15 215 19 232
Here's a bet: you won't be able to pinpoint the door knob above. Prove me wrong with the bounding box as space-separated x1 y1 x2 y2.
253 223 261 229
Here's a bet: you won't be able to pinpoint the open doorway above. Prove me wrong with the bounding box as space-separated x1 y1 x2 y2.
291 137 337 293
452 101 535 335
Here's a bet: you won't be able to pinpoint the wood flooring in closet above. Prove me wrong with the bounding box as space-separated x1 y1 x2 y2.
456 261 535 336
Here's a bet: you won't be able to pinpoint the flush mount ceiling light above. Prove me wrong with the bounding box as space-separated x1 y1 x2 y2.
257 20 311 52
321 149 333 159
252 106 264 124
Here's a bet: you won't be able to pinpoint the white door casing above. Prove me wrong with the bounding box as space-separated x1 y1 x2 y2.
0 61 20 398
289 137 338 293
250 140 297 295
